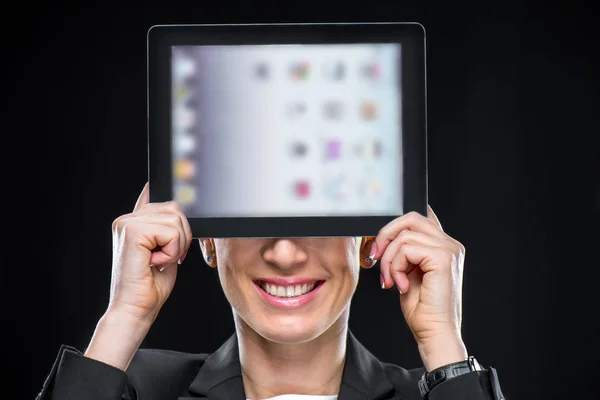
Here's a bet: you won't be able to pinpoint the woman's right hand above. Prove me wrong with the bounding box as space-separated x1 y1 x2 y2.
84 183 192 370
108 182 192 322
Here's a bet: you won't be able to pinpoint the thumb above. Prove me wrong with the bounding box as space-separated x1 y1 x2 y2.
133 182 150 212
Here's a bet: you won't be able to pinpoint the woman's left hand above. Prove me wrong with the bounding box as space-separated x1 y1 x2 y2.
369 205 469 371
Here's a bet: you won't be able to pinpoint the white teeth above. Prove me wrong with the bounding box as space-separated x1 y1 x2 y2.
260 282 318 298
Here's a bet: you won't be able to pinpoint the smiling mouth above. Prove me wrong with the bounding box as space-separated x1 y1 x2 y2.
254 280 325 298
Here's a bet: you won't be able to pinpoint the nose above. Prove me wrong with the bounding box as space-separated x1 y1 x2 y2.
262 239 309 270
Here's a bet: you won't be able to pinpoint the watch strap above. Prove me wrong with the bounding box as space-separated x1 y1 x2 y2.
418 356 482 398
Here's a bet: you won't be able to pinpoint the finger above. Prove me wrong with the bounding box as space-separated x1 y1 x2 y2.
389 244 446 293
133 182 150 212
124 214 189 262
427 205 443 232
379 230 445 289
389 244 423 293
117 221 182 267
374 211 445 260
133 201 193 258
398 267 424 302
178 215 193 261
146 223 181 267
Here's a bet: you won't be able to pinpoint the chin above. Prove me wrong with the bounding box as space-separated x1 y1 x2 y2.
255 316 327 344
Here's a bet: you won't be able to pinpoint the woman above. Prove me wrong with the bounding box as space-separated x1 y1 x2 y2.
36 184 505 399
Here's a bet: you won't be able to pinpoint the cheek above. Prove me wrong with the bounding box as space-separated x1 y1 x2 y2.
217 262 250 314
347 242 361 276
215 249 245 305
347 262 361 292
214 243 263 312
350 247 363 289
336 243 361 292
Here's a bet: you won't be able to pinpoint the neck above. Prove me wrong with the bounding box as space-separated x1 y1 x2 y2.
236 311 349 400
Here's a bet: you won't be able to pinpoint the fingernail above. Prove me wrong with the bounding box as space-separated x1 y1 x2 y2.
397 286 403 295
380 273 385 289
369 242 378 259
178 251 188 265
159 266 167 272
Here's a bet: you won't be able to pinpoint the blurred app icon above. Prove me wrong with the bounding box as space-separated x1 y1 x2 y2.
325 138 342 160
367 139 383 158
287 102 307 118
175 159 195 179
361 102 378 120
174 58 196 81
324 175 348 201
255 62 269 79
323 61 345 81
174 107 196 128
290 61 310 80
294 180 311 198
176 185 196 204
354 139 383 159
323 101 344 120
290 141 308 158
361 62 380 81
174 134 196 155
361 179 382 197
174 85 190 102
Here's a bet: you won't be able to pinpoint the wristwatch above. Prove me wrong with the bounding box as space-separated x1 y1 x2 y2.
418 356 483 399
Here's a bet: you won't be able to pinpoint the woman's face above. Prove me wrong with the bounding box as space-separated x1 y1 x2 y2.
201 237 372 343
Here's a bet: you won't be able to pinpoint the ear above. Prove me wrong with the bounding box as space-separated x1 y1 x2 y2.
358 236 377 269
198 238 218 268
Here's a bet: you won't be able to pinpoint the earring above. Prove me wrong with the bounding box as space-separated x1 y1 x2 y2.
206 255 213 263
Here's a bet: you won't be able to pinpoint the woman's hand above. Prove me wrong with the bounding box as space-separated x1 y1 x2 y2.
85 183 192 370
370 206 469 371
108 182 192 322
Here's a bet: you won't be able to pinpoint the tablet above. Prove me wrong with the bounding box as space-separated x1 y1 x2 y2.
147 23 427 238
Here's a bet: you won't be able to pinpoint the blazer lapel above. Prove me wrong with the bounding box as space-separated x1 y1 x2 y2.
185 330 398 400
338 331 396 400
186 334 246 400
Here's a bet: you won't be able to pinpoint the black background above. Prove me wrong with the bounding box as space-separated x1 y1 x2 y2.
4 1 599 399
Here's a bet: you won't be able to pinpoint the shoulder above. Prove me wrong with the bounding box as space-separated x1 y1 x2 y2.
381 361 425 397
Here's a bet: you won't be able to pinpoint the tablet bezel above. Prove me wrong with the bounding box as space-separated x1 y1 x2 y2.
147 22 427 238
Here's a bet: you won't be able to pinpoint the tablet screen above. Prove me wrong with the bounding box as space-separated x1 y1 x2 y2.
171 44 403 217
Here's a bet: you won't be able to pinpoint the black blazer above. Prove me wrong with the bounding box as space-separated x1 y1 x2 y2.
36 331 505 400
